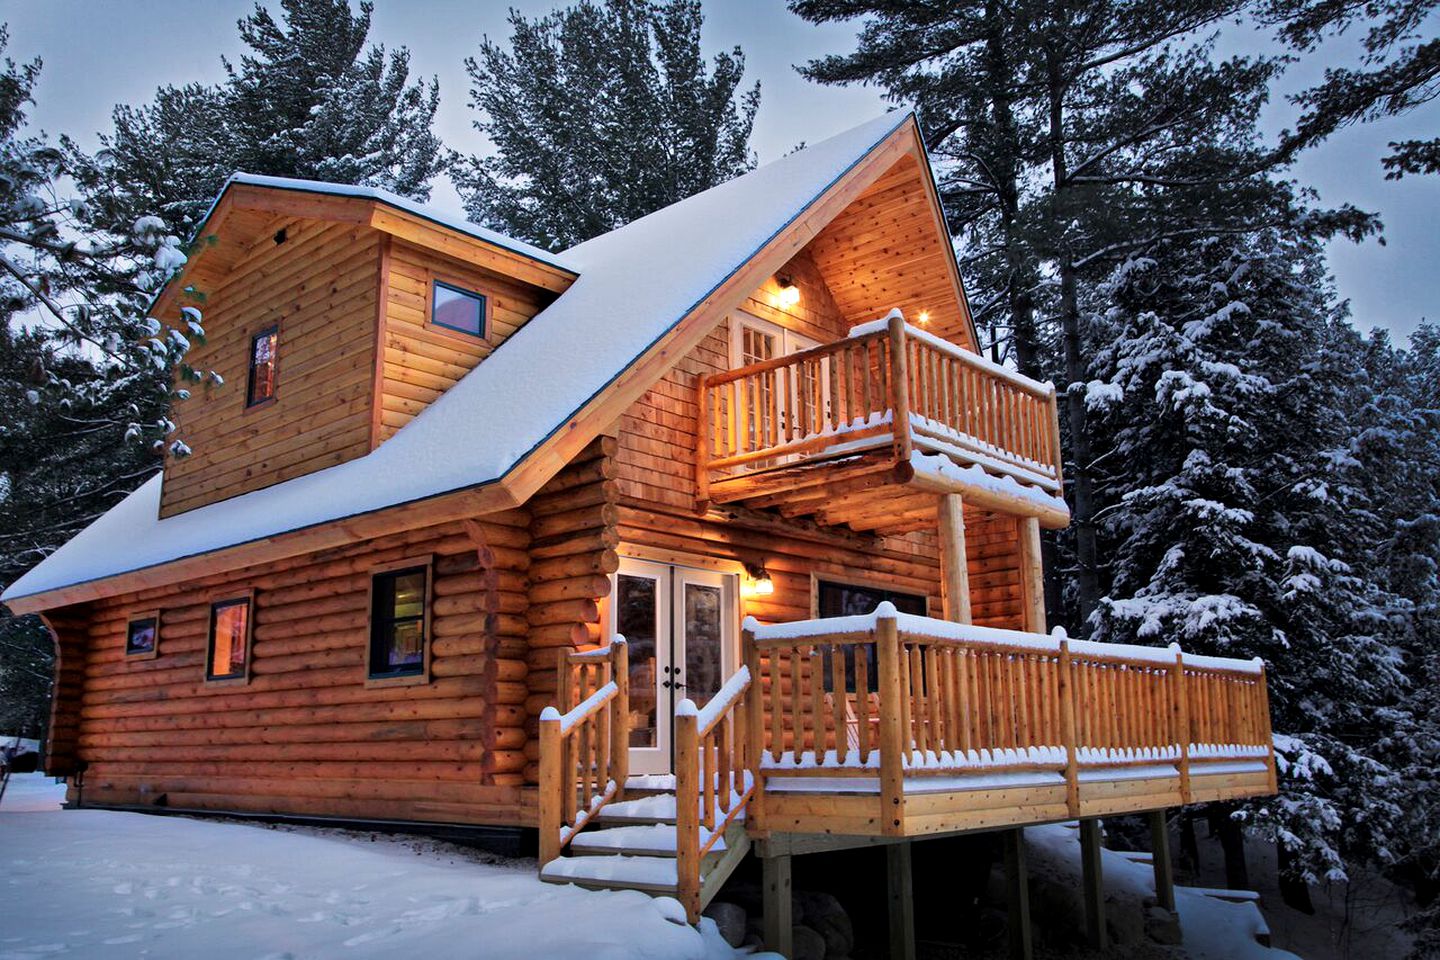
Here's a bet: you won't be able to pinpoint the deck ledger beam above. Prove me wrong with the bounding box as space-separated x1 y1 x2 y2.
937 493 971 623
762 852 792 957
1005 828 1033 960
1149 809 1177 913
888 840 916 960
1080 819 1106 948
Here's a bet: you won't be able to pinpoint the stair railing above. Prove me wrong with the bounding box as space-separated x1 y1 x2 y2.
674 666 754 922
538 638 629 867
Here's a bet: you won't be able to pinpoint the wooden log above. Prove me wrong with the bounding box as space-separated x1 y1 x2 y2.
888 840 916 960
1080 819 1106 948
762 853 793 957
937 493 972 624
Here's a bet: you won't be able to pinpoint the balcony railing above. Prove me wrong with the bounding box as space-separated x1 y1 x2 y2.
697 311 1064 502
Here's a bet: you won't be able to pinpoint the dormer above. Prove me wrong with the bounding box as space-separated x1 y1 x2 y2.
153 177 575 518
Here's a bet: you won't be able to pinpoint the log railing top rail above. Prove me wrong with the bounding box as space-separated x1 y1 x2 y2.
698 308 1065 502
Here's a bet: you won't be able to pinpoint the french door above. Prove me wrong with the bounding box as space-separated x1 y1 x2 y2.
610 558 738 775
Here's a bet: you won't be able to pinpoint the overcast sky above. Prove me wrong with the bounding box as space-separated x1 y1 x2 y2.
3 0 1433 342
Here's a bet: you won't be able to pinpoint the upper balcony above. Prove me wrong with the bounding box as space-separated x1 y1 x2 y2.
696 310 1068 535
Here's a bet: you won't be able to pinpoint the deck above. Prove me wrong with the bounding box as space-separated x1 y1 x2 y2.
696 311 1070 534
538 606 1276 922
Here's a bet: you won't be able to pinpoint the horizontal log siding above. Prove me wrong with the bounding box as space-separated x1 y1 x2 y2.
377 239 551 444
50 511 537 825
161 218 382 517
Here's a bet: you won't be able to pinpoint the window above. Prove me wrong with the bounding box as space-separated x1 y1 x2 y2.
206 595 252 682
246 326 279 406
125 612 160 660
431 281 486 337
816 579 927 694
368 561 431 681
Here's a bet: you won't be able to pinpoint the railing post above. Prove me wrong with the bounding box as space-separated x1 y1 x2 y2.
695 374 711 509
1171 645 1191 804
886 312 914 466
1057 631 1079 816
675 702 702 923
538 707 563 866
876 604 906 836
1046 384 1064 488
744 624 766 831
611 638 629 801
1257 660 1276 793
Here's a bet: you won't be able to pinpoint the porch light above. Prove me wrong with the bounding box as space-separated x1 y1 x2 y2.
917 310 931 326
744 563 775 597
775 275 801 309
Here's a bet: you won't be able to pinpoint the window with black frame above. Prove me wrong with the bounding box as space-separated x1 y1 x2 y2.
431 280 486 337
246 326 278 406
817 580 927 693
369 564 429 680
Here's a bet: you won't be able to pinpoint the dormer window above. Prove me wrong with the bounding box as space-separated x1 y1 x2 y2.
247 325 279 407
431 280 486 337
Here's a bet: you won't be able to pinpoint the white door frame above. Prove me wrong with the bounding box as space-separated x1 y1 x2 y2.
610 557 739 775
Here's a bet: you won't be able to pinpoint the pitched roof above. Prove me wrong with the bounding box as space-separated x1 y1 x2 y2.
3 112 920 608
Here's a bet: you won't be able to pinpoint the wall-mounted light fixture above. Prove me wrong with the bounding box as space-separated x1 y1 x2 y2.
917 309 931 326
775 275 801 309
743 562 775 597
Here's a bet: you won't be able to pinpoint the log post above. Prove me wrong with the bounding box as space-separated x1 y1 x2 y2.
538 708 563 866
744 625 766 832
611 639 629 801
1258 661 1277 793
886 312 914 466
1016 516 1046 633
888 840 916 960
1058 633 1079 816
762 851 793 956
1172 647 1192 804
1004 828 1033 960
1080 818 1106 949
675 702 702 923
937 493 972 624
876 608 906 835
1149 809 1177 913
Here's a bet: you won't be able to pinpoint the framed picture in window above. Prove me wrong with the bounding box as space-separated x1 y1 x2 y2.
125 611 161 660
366 556 433 686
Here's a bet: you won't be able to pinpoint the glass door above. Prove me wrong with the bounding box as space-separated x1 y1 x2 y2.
611 558 738 775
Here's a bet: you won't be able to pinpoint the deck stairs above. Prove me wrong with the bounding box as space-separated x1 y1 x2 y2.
538 774 752 903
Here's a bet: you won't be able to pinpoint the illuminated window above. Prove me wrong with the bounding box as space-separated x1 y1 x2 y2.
246 326 279 406
431 281 486 337
125 613 159 660
206 596 251 681
369 564 430 680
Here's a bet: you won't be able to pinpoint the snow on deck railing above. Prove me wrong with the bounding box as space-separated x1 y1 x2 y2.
848 309 1055 396
541 680 619 734
744 601 1265 675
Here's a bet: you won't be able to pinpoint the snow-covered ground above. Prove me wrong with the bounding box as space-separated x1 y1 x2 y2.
0 775 762 960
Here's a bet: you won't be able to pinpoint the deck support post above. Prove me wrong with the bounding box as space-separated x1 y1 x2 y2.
937 493 972 624
762 852 792 957
1016 515 1046 632
1080 818 1106 948
1004 828 1032 960
887 840 916 960
1149 809 1177 913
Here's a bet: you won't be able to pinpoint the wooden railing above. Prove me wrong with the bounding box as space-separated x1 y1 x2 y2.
698 311 1063 498
538 639 629 865
745 604 1273 821
674 667 755 921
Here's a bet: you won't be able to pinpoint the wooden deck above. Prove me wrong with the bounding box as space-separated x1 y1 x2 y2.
538 606 1276 922
696 313 1069 534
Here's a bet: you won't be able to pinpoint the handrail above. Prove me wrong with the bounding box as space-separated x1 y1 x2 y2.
674 666 755 922
538 639 629 866
745 605 1274 825
697 309 1063 496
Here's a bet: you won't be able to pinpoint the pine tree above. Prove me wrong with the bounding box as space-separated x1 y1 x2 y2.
453 0 760 251
70 0 445 238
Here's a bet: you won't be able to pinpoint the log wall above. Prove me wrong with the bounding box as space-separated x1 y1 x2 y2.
161 218 381 517
50 511 538 824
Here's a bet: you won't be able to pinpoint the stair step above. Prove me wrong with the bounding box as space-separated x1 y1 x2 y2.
569 823 726 858
594 792 678 825
625 773 675 792
540 854 679 894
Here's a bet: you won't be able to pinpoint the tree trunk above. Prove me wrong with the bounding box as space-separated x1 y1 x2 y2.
1277 841 1315 914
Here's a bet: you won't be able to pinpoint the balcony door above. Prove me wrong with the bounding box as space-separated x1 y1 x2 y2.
730 312 827 454
610 558 739 775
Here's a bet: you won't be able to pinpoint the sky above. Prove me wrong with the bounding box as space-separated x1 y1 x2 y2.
2 0 1433 341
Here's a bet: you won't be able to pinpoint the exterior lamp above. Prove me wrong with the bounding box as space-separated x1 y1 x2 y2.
917 310 931 326
776 276 801 309
744 563 775 596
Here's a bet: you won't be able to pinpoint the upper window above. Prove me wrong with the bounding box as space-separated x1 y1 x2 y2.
125 613 160 660
369 562 431 681
246 326 279 406
431 281 486 338
206 595 252 682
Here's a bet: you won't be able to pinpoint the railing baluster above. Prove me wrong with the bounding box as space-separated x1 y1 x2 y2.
789 650 803 761
830 645 848 762
899 641 915 760
810 647 828 761
856 644 872 761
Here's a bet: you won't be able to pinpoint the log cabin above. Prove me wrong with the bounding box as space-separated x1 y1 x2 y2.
2 112 1276 955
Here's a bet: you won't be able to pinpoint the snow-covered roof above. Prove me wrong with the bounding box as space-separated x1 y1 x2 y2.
3 111 915 606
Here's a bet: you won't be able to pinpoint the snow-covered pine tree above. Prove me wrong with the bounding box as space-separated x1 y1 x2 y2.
453 0 760 251
1084 228 1413 902
69 0 445 238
